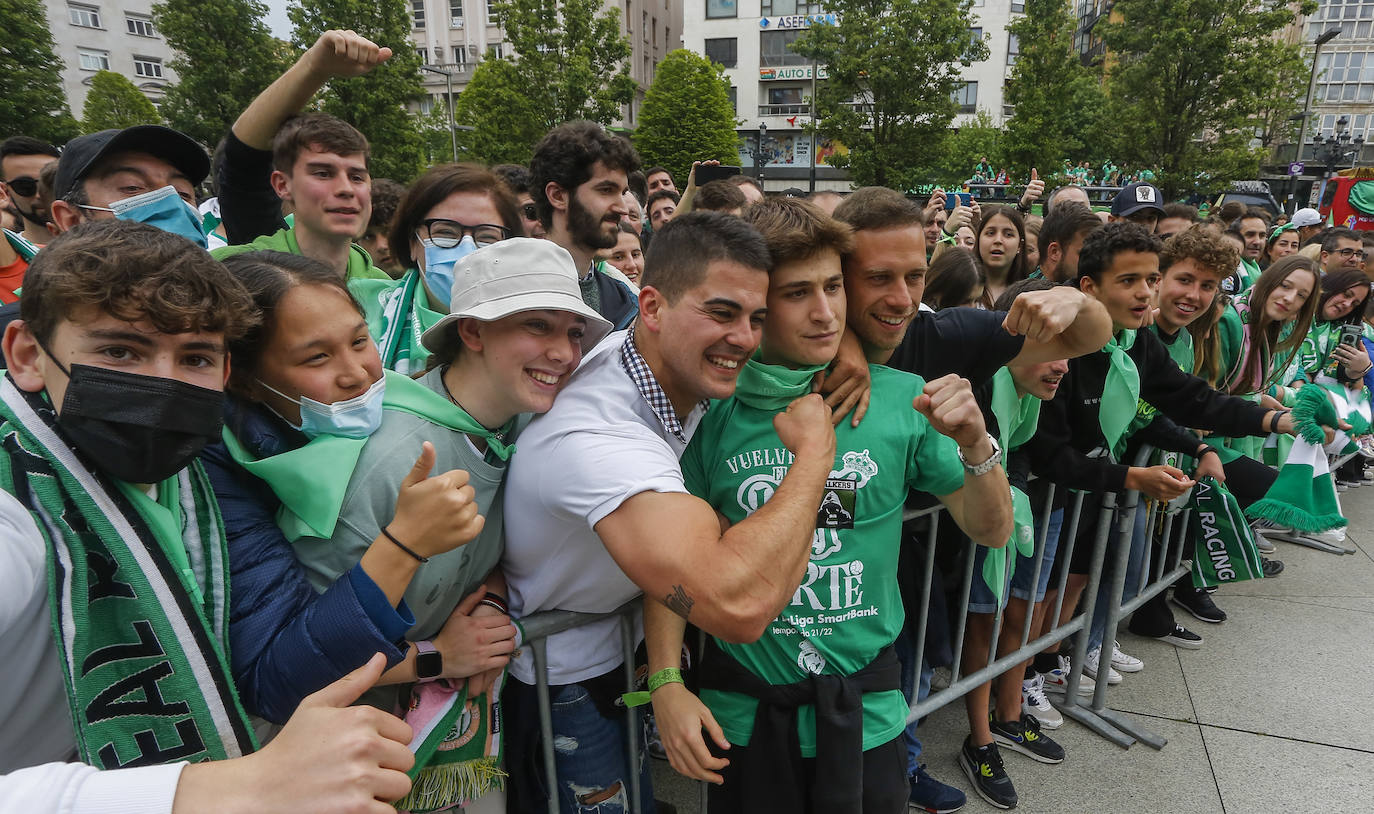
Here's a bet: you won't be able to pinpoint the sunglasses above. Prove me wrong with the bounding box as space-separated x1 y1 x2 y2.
5 177 38 197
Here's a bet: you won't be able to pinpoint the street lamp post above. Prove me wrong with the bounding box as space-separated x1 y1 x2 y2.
755 121 768 188
1298 29 1340 164
420 64 458 161
1314 114 1365 209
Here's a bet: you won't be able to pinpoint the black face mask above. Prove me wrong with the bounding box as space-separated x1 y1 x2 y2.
48 359 225 484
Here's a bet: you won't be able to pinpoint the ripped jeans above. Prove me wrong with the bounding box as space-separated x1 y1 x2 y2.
505 676 656 814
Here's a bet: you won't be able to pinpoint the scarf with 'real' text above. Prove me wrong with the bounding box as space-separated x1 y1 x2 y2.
0 376 255 769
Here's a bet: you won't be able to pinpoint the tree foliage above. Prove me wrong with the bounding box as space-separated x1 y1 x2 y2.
1002 0 1106 176
791 0 988 189
0 0 80 143
929 111 1002 186
82 71 164 132
453 59 545 165
290 0 426 181
491 0 638 129
634 50 740 184
1098 0 1317 197
153 0 290 148
1251 40 1310 155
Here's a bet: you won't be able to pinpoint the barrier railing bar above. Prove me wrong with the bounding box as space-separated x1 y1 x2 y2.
530 637 559 814
907 505 941 701
620 613 643 814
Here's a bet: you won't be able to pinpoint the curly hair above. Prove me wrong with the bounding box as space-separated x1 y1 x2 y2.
1076 221 1162 284
1160 225 1238 280
21 220 257 346
529 121 640 228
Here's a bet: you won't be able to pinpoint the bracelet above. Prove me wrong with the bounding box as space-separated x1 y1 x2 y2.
380 525 429 563
480 591 509 614
648 667 684 693
478 599 507 614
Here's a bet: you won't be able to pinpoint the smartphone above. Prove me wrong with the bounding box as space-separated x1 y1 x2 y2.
944 191 973 209
696 164 742 185
1339 323 1364 348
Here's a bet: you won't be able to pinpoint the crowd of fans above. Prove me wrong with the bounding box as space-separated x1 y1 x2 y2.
0 29 1366 814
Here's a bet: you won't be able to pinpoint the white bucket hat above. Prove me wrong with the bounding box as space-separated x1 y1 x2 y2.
420 238 613 353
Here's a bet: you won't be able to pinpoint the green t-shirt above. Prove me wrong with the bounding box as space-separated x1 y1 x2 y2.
681 364 965 755
211 226 391 282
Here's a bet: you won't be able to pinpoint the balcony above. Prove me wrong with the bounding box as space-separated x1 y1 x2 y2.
759 103 810 116
419 62 477 83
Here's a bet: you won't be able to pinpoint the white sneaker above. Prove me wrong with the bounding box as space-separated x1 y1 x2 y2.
1021 674 1063 729
1110 641 1144 673
1041 654 1096 696
1253 534 1276 553
1252 519 1293 538
1084 646 1123 685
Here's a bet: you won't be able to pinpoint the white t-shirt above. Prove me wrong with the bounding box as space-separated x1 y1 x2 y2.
502 330 705 685
0 491 185 814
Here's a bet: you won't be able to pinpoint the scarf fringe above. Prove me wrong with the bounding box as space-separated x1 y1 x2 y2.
1245 499 1348 533
397 757 506 813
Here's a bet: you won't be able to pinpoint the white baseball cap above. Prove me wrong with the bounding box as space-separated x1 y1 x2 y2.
1290 208 1323 228
420 238 613 353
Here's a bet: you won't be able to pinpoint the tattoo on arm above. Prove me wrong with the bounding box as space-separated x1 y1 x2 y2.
665 584 695 620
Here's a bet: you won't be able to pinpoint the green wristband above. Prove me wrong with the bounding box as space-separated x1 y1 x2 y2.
620 668 684 708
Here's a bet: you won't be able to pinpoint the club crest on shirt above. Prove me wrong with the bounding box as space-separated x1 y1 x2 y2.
797 638 827 674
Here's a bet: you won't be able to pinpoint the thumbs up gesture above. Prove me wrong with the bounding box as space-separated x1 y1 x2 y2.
1020 167 1045 211
387 441 486 558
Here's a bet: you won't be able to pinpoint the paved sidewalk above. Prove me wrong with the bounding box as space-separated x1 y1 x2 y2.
652 491 1374 813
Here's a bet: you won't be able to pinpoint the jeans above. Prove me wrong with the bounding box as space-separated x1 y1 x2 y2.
1010 507 1064 603
1088 500 1150 652
505 678 656 814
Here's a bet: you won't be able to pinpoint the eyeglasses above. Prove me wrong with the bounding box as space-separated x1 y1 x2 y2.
4 177 38 197
1336 247 1368 260
521 203 538 221
417 218 509 248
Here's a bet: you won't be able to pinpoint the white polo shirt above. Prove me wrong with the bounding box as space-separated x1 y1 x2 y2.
502 329 706 685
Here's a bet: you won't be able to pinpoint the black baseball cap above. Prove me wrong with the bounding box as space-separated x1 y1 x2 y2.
1111 182 1166 218
54 125 209 201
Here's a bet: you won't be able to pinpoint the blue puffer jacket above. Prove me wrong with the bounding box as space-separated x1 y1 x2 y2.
202 397 412 724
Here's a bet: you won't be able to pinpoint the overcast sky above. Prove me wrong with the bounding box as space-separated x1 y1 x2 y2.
264 0 291 38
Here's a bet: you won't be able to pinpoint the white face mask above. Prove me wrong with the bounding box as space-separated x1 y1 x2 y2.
258 376 386 439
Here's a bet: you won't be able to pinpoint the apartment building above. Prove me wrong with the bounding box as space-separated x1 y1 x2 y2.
409 0 683 127
682 0 1021 191
45 0 177 115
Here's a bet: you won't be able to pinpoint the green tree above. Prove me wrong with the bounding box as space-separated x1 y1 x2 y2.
419 102 457 165
453 58 545 165
1002 0 1106 176
290 0 426 181
1251 40 1310 156
153 0 290 148
791 0 988 189
0 0 80 143
1098 0 1316 198
492 0 637 128
634 50 740 184
930 110 1002 185
82 71 164 132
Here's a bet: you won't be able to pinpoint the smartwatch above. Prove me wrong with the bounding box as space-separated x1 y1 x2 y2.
415 640 443 681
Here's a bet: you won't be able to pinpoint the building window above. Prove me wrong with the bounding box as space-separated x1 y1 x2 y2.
68 3 101 27
706 0 736 19
450 0 463 24
413 0 425 27
133 56 164 78
1007 32 1019 65
486 0 499 23
652 16 657 47
760 29 808 67
453 45 469 65
78 49 109 71
1011 0 1024 10
954 81 978 112
704 37 737 68
761 0 822 13
415 47 427 63
126 14 156 36
728 86 738 114
488 42 506 59
969 27 983 47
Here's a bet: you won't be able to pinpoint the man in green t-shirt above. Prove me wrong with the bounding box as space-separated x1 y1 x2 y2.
211 30 392 283
645 198 1012 814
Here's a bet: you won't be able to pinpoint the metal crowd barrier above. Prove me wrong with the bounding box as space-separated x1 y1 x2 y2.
511 445 1199 813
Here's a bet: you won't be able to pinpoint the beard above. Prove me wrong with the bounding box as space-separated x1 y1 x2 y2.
12 200 50 226
568 193 617 251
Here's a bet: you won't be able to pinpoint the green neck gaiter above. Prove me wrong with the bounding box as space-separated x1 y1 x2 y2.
734 357 827 411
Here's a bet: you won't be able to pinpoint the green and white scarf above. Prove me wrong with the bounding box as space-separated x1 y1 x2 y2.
0 377 256 768
350 270 446 375
984 368 1040 600
4 228 39 261
1246 385 1348 533
398 672 507 812
223 369 515 542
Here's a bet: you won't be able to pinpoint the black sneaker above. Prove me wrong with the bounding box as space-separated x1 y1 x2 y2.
958 738 1018 810
1171 588 1227 623
1262 558 1284 577
989 713 1066 764
1150 623 1204 649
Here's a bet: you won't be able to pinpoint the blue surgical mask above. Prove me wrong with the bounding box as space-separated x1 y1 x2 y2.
84 185 209 248
257 375 386 439
420 235 479 307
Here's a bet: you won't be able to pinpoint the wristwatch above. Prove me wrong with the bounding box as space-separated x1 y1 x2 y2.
957 433 1002 476
415 640 443 681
